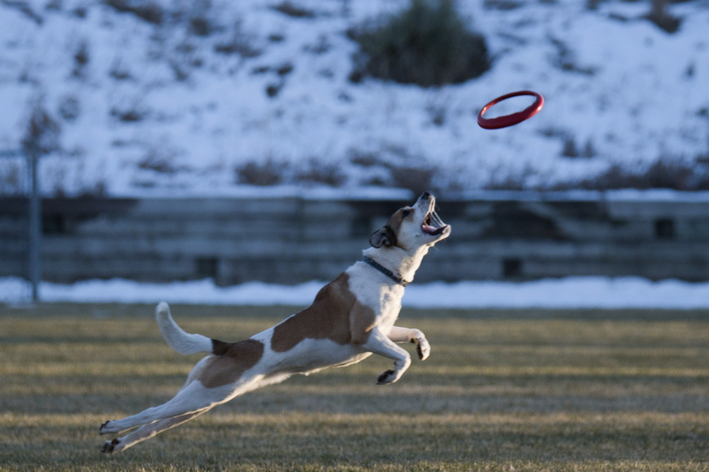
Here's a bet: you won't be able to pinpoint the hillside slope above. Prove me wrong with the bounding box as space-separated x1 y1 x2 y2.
1 0 707 196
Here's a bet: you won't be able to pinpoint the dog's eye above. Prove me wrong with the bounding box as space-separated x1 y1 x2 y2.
402 210 411 218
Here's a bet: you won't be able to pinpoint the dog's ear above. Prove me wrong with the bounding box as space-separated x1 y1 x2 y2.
370 225 397 248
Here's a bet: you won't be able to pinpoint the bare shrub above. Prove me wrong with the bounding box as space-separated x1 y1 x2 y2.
0 161 25 195
168 58 190 81
348 0 490 87
348 146 440 193
548 36 597 75
137 147 181 174
483 0 523 10
561 138 579 158
645 0 681 33
348 150 380 168
22 99 61 155
109 59 132 80
72 40 89 78
214 20 262 58
235 159 289 186
565 157 709 191
303 34 331 54
272 1 316 18
542 129 596 160
294 159 346 187
104 0 163 25
361 175 388 187
265 83 281 97
3 1 43 24
189 17 211 36
425 101 447 126
42 159 72 197
58 96 80 122
538 127 568 139
582 140 596 158
110 105 147 122
276 63 294 76
46 0 62 11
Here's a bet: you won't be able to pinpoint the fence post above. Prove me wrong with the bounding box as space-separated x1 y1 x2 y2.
20 100 60 304
27 145 41 303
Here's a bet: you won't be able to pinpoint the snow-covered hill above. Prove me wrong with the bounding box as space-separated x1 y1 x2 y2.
1 0 708 197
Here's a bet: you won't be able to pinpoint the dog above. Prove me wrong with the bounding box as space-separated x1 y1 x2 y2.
99 191 451 453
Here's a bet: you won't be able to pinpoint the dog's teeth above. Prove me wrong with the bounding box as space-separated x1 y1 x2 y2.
431 212 444 228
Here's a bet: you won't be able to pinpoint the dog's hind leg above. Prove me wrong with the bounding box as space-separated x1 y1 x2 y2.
100 380 232 436
101 409 208 454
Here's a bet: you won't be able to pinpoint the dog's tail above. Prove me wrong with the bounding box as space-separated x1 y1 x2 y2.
156 302 214 355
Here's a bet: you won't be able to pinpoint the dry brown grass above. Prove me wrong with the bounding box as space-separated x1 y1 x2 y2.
1 303 708 471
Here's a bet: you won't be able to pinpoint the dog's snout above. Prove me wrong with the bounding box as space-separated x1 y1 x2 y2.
420 191 432 200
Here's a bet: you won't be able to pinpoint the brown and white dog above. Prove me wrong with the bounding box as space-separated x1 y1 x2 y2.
99 191 451 453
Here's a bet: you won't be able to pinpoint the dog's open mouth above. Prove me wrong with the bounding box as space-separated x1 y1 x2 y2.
422 209 448 236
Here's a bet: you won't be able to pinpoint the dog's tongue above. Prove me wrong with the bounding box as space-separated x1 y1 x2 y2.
422 225 437 235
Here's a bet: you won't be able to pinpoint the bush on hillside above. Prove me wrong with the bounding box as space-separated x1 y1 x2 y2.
575 158 709 191
348 0 490 87
235 159 288 186
104 0 163 25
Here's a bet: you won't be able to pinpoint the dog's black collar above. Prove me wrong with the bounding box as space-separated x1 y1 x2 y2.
362 256 409 287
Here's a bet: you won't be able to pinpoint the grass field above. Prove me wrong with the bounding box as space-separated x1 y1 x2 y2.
1 303 708 471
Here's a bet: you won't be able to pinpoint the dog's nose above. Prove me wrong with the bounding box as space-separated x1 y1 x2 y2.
420 191 432 200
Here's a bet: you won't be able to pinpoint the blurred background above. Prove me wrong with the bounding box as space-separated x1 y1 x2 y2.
1 0 709 304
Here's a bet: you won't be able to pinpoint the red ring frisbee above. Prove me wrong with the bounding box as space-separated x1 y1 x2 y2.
477 91 544 130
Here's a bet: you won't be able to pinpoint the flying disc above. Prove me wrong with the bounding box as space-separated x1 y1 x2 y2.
477 91 544 130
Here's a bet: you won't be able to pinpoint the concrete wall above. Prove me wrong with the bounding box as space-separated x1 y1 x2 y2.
2 192 709 284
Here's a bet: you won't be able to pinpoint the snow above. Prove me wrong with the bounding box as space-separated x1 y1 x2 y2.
109 183 414 200
1 0 708 196
3 276 709 309
446 188 709 202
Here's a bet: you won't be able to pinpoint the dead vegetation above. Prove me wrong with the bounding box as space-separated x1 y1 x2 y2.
561 157 709 191
348 0 490 87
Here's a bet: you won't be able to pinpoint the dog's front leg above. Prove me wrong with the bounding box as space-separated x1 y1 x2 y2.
387 326 430 361
360 327 411 385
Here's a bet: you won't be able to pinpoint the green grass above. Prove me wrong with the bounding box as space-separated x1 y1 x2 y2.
1 303 708 471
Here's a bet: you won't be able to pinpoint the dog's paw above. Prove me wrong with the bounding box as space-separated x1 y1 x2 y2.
99 420 117 435
377 369 397 385
411 331 430 361
101 438 120 454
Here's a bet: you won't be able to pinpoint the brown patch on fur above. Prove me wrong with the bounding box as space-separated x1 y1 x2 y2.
370 208 410 248
199 339 264 388
211 339 231 356
387 208 407 234
271 272 376 352
350 301 376 345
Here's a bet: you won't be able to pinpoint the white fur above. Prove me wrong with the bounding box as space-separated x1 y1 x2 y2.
345 262 403 334
99 193 450 454
156 302 213 355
